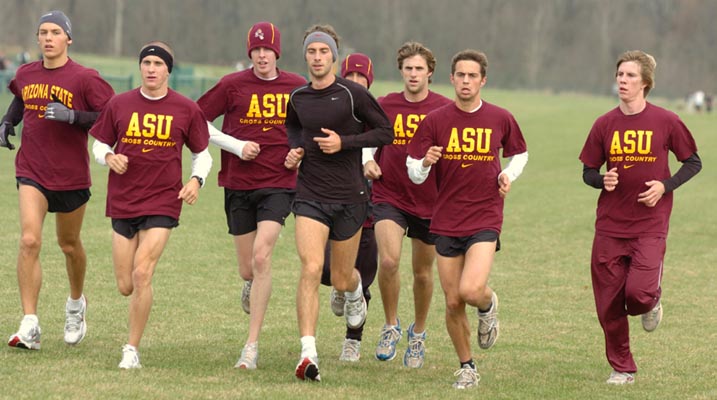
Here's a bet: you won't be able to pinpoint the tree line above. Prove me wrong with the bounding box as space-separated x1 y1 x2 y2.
1 0 714 98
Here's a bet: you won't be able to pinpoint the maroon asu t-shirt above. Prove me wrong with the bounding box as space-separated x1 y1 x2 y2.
90 88 209 220
9 59 115 190
197 68 305 190
579 103 698 238
407 101 527 237
373 91 452 219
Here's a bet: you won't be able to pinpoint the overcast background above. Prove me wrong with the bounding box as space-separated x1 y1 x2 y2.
1 0 714 98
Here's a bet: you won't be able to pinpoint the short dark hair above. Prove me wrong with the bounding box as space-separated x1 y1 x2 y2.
451 49 488 77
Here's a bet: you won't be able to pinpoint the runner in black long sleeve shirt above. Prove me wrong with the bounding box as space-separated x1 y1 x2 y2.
285 25 391 382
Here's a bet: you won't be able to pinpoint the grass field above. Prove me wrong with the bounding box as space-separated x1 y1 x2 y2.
0 78 715 399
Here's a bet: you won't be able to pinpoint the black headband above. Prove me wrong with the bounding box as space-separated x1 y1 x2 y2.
139 45 174 73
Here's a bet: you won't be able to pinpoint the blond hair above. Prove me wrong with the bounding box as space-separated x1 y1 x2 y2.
616 50 656 97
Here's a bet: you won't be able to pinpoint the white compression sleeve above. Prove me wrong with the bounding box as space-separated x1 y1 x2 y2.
406 155 431 184
190 147 213 187
207 121 247 159
92 139 114 166
500 151 529 182
362 147 377 166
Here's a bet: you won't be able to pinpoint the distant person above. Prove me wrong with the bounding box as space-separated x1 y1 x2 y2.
197 21 306 370
704 93 713 113
17 49 31 65
365 41 452 368
2 10 114 350
692 90 705 112
89 41 212 369
406 49 528 389
0 52 8 88
284 24 392 381
579 50 701 385
321 52 379 362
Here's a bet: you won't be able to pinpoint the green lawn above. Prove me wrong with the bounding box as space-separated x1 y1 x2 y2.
0 83 715 399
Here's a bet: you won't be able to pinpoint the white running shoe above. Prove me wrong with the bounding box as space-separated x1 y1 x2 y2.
477 291 499 349
118 344 142 369
241 280 252 314
295 355 321 381
330 288 345 317
235 342 259 369
606 370 635 385
403 322 426 368
339 338 361 362
375 321 402 361
642 300 663 332
7 316 41 350
64 295 87 345
344 296 367 329
453 365 480 389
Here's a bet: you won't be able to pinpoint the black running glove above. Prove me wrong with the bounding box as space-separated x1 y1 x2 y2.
45 102 75 124
0 120 16 150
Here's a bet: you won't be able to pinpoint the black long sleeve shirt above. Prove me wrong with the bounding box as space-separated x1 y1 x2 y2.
286 76 392 203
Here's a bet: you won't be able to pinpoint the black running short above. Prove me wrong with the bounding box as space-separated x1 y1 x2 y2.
224 188 294 235
292 199 368 241
435 230 501 257
111 215 179 239
373 202 436 245
17 177 90 213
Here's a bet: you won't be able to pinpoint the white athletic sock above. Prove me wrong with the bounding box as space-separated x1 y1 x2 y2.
345 278 363 301
411 326 425 336
67 295 84 311
300 336 317 358
22 314 39 325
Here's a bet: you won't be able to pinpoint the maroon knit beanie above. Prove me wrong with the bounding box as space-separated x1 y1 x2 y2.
341 53 374 88
247 22 280 59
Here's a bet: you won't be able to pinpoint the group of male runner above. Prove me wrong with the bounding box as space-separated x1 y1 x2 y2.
1 10 700 390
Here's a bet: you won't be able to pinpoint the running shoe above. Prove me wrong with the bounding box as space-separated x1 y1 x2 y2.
241 280 252 314
235 342 259 369
295 355 321 381
477 291 499 349
64 295 87 345
375 320 402 361
403 322 426 368
8 316 41 350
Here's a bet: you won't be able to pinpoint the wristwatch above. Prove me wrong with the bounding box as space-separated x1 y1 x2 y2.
191 175 204 187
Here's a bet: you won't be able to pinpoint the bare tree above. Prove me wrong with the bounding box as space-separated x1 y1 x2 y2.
1 0 715 97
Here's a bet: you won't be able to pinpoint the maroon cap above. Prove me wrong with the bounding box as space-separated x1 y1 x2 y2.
341 53 374 88
246 22 280 59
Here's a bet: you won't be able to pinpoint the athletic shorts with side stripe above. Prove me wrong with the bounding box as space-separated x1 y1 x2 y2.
224 188 294 235
111 215 179 239
372 202 437 245
292 199 368 241
17 177 91 213
435 229 501 257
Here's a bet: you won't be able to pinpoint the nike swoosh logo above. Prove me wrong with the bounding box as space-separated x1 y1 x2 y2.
461 163 473 168
38 113 45 118
624 164 635 169
262 127 273 132
331 97 340 101
355 64 363 67
142 148 155 153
